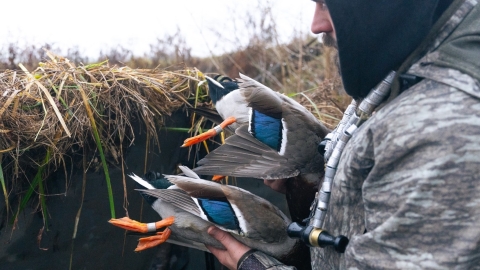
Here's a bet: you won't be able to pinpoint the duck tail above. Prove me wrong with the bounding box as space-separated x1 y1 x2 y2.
178 165 201 179
129 173 155 190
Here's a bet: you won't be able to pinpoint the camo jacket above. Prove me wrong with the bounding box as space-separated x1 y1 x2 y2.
238 251 296 270
312 0 480 269
240 0 480 269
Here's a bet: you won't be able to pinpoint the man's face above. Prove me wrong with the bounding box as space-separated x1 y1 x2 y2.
311 0 337 48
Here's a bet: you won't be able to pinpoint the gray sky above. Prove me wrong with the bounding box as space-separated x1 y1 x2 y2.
2 0 317 58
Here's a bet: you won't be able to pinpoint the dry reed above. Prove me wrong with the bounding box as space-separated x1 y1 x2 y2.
0 51 203 219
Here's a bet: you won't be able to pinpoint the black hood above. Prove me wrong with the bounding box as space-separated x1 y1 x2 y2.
325 0 454 98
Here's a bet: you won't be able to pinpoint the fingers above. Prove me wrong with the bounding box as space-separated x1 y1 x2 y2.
206 226 251 270
208 226 250 252
208 226 230 243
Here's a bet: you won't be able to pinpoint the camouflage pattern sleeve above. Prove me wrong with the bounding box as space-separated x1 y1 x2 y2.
312 70 480 269
238 251 297 270
348 74 480 269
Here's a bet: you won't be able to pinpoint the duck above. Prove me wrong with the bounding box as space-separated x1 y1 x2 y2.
108 166 310 269
192 73 330 181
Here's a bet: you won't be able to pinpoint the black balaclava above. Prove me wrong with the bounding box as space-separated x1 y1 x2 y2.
324 0 454 99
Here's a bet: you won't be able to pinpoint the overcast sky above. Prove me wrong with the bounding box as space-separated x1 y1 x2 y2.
1 0 317 58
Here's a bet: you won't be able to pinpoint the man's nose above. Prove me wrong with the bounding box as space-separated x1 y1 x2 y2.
311 4 334 34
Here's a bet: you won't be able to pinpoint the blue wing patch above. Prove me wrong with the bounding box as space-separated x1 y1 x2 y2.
197 198 240 232
250 110 282 151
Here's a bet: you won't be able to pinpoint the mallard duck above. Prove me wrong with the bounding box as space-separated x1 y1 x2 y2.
108 166 308 268
192 73 330 180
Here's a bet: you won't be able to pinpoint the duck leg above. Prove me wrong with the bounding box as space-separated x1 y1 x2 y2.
135 228 172 251
109 216 175 251
211 175 226 182
182 116 236 147
109 216 175 233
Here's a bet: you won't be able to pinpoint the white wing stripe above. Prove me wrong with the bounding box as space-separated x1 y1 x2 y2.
230 204 248 235
278 118 288 156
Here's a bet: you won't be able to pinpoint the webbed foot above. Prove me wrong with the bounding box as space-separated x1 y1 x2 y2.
109 216 175 233
135 228 172 251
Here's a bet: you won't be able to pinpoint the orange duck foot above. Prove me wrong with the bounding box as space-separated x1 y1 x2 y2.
135 228 172 251
109 216 175 233
212 175 226 182
181 116 236 147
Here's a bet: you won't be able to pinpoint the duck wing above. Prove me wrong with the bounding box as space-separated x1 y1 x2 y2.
240 73 329 159
237 73 284 117
140 189 202 217
194 125 299 179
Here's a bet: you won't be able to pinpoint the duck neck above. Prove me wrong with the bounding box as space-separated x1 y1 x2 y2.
285 173 322 224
